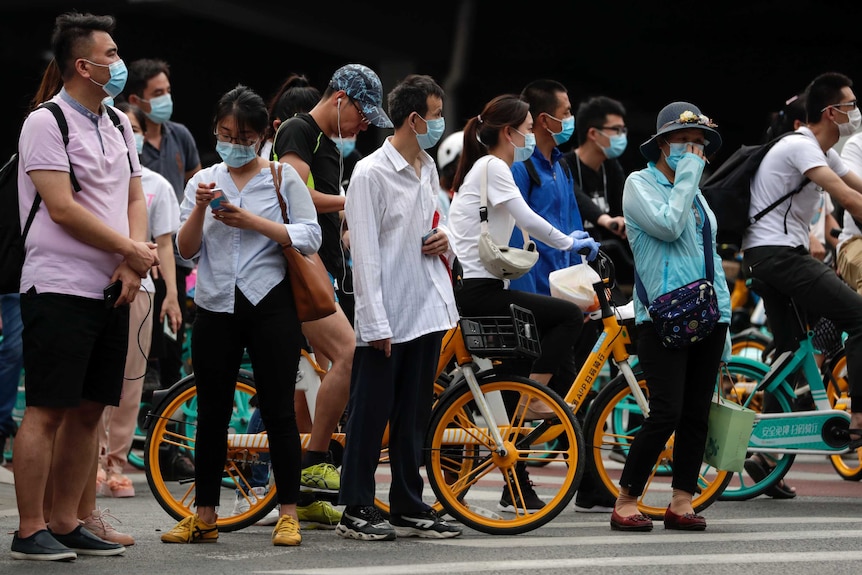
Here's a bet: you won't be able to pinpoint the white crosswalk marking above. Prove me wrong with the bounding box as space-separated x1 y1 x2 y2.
261 551 862 575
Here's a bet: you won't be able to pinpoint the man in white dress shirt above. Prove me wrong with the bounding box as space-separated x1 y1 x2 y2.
337 74 461 541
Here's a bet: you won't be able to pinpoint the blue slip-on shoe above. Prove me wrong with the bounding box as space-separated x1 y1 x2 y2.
10 529 77 561
50 525 125 556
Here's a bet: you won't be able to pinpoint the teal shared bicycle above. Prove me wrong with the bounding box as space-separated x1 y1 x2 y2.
717 278 859 500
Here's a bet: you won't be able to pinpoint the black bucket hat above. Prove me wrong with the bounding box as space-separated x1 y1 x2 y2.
639 101 722 162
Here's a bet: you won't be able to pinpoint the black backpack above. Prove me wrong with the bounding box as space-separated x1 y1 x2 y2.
0 102 126 294
701 131 809 248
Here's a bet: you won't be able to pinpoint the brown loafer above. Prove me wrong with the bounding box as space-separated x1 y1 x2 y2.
610 508 653 532
663 507 706 531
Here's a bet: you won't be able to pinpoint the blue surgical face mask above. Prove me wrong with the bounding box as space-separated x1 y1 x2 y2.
216 140 258 168
601 133 628 159
85 59 128 98
664 141 704 171
512 129 536 162
143 93 173 124
548 114 575 146
102 96 114 108
134 133 145 155
415 116 445 149
334 137 357 157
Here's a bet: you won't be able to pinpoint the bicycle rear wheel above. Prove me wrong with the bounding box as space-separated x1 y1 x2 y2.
425 374 583 535
583 369 732 518
143 372 275 531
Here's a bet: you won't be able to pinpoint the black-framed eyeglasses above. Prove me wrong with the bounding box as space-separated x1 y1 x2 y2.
352 100 370 126
213 131 259 147
598 126 628 136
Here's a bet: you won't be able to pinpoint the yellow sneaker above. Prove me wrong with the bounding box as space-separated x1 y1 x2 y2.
296 500 342 530
272 515 302 546
160 514 218 544
300 463 340 493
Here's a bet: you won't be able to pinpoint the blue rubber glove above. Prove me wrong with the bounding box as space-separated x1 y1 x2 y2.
568 231 600 261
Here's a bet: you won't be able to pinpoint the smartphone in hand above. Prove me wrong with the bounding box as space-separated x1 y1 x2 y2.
210 188 229 211
422 228 437 245
104 280 122 309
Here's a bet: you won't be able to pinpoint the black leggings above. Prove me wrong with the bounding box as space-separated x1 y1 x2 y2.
191 279 304 507
455 278 583 376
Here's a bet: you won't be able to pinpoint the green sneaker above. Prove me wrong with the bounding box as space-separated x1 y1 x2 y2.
296 500 342 530
300 462 340 494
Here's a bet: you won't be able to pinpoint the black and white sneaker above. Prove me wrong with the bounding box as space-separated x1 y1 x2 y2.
336 505 396 541
390 509 462 539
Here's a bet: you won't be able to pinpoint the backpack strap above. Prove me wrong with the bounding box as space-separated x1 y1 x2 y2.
749 132 809 225
523 156 572 201
41 102 80 193
523 157 541 201
21 102 74 243
103 105 133 171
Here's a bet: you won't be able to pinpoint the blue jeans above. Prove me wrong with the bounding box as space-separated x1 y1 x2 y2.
0 293 23 437
248 407 271 487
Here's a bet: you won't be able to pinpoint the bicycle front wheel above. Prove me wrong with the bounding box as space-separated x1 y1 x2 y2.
583 369 732 519
825 350 862 480
143 372 275 531
425 374 583 535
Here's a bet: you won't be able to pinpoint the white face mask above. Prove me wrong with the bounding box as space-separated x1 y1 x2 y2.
833 106 862 137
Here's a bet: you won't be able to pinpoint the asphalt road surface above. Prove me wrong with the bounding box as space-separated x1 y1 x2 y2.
1 454 861 575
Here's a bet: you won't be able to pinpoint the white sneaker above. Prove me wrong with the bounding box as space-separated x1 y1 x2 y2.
232 486 266 516
232 486 280 525
254 507 281 526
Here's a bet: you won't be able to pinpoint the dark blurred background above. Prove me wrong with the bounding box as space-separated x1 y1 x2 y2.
2 0 860 174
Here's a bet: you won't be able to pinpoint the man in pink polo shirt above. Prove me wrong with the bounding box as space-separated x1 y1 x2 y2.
10 12 157 562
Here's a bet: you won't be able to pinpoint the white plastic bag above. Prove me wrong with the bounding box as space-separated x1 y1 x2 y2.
549 263 601 312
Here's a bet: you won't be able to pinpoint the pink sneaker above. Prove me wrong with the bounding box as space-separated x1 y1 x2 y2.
96 466 108 497
105 471 135 498
81 508 135 546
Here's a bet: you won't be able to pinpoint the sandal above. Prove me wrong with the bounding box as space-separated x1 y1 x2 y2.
743 456 796 499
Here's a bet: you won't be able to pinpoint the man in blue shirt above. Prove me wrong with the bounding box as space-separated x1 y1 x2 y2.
509 81 582 297
510 79 616 514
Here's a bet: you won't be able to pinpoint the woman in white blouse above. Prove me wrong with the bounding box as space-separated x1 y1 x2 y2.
165 85 321 547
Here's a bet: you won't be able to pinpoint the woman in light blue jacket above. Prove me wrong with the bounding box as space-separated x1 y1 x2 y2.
611 102 731 533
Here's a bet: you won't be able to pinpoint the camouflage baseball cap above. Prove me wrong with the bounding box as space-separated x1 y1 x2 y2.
329 64 393 128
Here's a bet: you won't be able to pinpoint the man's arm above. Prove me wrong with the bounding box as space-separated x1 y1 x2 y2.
184 163 201 185
279 151 345 214
29 170 155 275
575 186 626 237
155 232 182 333
810 166 862 226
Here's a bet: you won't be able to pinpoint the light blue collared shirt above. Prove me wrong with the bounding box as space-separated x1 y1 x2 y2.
180 162 321 312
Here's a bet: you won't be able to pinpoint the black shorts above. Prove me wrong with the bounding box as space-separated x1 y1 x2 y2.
21 290 129 408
